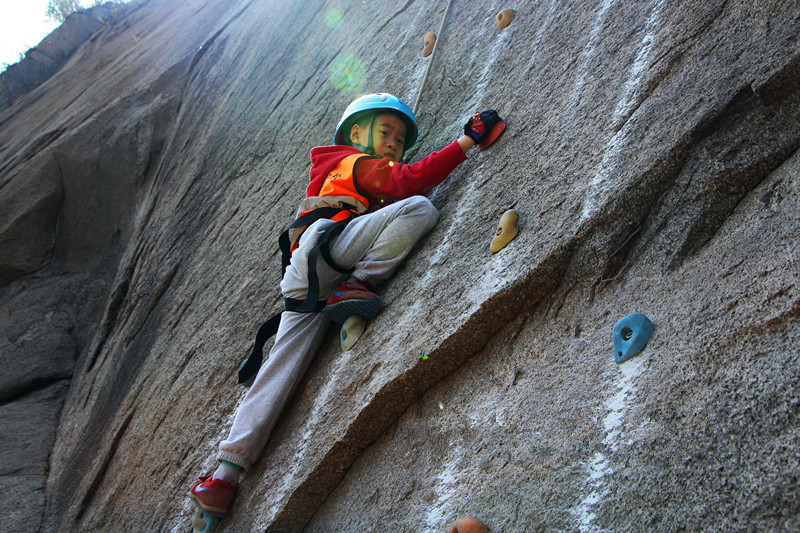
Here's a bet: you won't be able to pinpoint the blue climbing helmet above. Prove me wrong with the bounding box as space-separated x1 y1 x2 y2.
334 92 419 151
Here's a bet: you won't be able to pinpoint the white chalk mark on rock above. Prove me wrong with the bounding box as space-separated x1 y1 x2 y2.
581 0 666 222
612 0 667 128
572 356 645 532
423 445 464 532
570 0 616 111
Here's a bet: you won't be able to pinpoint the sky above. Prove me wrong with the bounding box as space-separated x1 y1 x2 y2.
0 0 95 68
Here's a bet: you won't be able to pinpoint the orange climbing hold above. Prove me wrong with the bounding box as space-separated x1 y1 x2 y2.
423 32 436 57
449 517 488 533
496 8 516 29
478 117 506 150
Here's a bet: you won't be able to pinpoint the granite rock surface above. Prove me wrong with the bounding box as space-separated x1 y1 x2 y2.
0 0 798 531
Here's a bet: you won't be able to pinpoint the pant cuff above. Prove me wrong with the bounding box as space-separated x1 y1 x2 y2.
216 451 251 471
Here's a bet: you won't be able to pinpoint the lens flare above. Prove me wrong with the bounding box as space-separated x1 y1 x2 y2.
329 54 366 92
325 9 344 28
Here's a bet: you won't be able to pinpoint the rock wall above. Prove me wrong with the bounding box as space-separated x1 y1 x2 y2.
0 2 136 111
0 0 798 531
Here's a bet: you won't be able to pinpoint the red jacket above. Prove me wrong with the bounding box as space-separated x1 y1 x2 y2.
306 141 467 204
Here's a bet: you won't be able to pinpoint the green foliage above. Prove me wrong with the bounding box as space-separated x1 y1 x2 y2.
46 0 84 23
46 1 138 23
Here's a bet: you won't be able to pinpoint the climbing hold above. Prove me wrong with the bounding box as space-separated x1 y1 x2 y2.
478 117 506 150
422 31 436 57
192 511 220 533
238 360 254 388
612 313 654 363
341 315 367 351
496 8 516 29
490 209 519 253
449 517 488 533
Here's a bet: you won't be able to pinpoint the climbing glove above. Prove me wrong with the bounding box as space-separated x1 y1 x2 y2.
464 110 501 144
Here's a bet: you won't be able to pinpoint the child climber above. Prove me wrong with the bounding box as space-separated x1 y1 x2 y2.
189 93 503 521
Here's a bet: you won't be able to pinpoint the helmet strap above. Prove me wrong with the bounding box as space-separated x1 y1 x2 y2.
350 114 378 156
364 114 376 156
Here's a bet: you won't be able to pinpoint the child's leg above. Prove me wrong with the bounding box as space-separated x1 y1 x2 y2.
328 195 439 285
213 196 437 471
217 310 330 471
279 196 438 303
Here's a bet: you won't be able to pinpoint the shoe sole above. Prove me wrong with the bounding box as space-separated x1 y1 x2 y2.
322 297 381 324
188 491 229 518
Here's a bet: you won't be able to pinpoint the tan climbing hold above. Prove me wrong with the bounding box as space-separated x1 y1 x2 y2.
496 8 516 29
422 31 436 57
490 209 519 253
341 315 367 351
449 517 488 533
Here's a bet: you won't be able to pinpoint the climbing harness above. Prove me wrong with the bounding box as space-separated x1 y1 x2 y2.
238 207 359 386
237 153 380 386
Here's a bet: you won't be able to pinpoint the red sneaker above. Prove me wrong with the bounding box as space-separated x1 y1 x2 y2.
322 280 382 324
188 475 237 517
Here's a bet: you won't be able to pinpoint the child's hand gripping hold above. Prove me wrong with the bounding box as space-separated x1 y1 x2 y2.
464 110 506 150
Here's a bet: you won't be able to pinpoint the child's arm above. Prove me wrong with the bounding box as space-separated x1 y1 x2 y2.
355 140 466 200
355 110 502 201
457 135 476 153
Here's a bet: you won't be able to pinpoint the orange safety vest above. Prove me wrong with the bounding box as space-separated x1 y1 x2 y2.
289 153 372 251
315 153 373 217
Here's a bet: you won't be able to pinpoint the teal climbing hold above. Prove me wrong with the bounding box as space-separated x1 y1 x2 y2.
238 360 254 388
612 313 654 363
192 510 221 532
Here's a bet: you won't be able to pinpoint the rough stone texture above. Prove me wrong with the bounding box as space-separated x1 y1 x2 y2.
309 150 800 532
0 153 62 281
0 0 798 532
0 2 135 110
1 381 70 533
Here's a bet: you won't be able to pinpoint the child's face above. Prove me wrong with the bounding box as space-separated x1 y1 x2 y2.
350 113 407 161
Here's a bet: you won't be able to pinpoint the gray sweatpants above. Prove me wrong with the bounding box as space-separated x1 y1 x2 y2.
217 196 439 469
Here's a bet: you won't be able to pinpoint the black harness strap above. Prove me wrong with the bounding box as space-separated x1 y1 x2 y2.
237 312 281 385
278 206 359 312
298 218 351 311
237 297 328 385
278 206 358 273
238 205 360 385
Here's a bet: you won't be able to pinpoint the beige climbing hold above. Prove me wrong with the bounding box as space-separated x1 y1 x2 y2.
449 517 488 533
496 8 516 29
341 315 367 351
490 209 519 253
422 31 436 57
